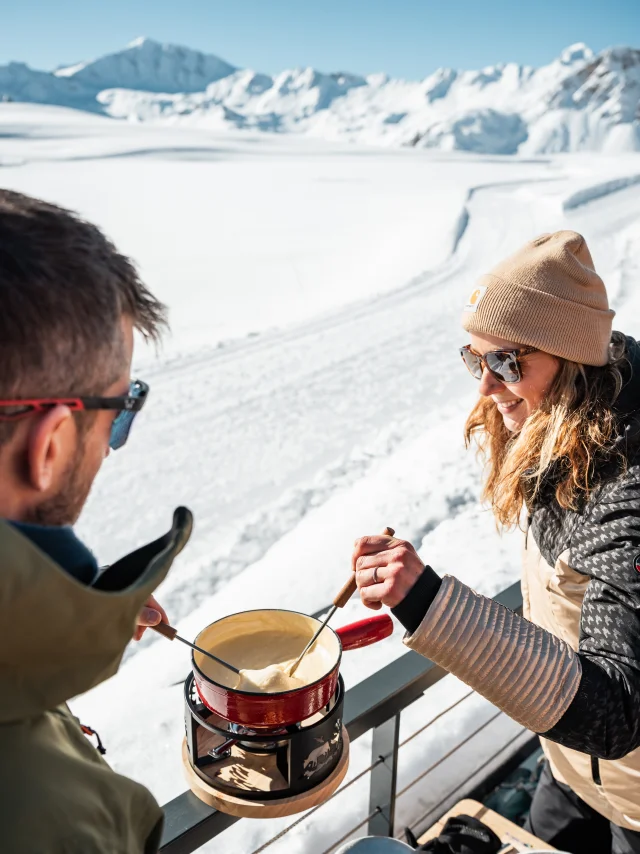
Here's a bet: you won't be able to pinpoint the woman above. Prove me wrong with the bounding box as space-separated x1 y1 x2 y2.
353 231 640 854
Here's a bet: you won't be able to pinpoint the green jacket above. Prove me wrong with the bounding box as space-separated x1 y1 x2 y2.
0 507 193 854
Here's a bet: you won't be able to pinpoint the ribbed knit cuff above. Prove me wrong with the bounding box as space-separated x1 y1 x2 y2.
391 565 442 634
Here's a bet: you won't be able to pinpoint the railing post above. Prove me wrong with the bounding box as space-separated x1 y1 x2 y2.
367 712 400 837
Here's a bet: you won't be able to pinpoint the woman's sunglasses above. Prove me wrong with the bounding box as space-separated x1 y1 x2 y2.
459 345 538 384
0 378 149 451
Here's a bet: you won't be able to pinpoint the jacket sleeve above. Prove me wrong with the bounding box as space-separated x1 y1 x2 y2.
403 468 640 758
403 574 582 735
542 469 640 759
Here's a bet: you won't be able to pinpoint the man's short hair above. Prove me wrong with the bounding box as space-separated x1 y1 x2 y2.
0 190 167 443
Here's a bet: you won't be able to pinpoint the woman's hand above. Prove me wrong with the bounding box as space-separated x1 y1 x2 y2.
134 594 168 641
352 533 425 610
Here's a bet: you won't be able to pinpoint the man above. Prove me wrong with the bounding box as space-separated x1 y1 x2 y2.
0 189 193 853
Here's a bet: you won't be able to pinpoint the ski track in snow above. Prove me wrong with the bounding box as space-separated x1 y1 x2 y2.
1 113 639 851
80 168 564 635
563 174 640 210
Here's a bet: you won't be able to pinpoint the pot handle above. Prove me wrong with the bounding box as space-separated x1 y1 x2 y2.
336 614 393 651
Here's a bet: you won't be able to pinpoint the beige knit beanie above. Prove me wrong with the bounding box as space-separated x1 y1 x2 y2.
462 231 615 366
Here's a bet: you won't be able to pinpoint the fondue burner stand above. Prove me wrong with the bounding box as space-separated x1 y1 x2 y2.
182 673 350 818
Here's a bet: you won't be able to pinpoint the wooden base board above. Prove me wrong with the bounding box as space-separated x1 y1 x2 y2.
418 799 557 853
182 728 350 819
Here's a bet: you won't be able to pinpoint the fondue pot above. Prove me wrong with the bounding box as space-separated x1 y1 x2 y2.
192 609 393 728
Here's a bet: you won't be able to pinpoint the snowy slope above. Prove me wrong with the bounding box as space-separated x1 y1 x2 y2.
0 62 96 110
2 108 639 850
1 39 639 153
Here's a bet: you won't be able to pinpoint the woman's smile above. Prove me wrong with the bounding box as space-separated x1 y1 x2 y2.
493 396 524 415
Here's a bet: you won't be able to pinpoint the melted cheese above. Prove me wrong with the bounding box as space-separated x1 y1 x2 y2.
237 662 305 692
198 624 334 693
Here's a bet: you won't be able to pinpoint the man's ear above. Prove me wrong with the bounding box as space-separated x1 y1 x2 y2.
26 405 75 492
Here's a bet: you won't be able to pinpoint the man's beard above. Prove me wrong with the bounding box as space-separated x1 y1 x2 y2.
26 440 94 527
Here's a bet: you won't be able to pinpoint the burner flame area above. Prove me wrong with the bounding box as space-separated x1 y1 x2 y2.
182 673 349 817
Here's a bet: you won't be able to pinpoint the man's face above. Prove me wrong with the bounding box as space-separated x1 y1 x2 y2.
25 317 135 527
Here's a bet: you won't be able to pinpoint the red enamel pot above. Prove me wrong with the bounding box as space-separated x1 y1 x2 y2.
192 609 393 728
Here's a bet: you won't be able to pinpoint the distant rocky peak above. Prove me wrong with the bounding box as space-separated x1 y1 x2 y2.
559 43 594 65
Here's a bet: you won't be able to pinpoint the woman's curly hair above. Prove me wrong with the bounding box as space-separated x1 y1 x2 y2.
465 332 630 528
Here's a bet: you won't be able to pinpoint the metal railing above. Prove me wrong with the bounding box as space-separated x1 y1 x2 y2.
160 581 525 854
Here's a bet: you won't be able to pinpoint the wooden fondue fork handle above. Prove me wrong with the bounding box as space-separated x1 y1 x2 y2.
333 526 395 607
151 622 241 675
287 526 395 677
152 622 179 641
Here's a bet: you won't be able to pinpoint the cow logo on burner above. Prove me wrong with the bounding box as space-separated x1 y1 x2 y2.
302 719 341 778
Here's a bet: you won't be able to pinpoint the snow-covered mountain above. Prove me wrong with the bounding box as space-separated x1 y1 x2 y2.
54 37 236 93
1 37 639 154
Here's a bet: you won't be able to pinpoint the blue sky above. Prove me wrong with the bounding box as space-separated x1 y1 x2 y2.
2 0 638 79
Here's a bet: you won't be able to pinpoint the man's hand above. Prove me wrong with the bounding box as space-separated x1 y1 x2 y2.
134 594 168 641
352 533 425 610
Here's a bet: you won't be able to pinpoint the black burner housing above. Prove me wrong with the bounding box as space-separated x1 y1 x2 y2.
184 672 345 800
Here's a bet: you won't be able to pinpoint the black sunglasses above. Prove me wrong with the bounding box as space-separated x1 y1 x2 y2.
0 379 149 451
459 345 538 384
106 380 149 450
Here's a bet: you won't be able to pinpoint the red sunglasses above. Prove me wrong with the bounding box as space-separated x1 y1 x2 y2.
0 379 148 450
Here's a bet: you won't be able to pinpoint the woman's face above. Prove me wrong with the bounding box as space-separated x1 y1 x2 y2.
469 333 560 432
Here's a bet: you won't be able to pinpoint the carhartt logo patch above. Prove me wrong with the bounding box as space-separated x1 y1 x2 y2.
635 554 640 573
464 286 488 313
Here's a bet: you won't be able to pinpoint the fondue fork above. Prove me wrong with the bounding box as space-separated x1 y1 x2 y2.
287 526 395 677
152 622 241 674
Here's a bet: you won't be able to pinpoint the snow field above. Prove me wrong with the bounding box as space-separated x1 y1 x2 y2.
1 107 639 851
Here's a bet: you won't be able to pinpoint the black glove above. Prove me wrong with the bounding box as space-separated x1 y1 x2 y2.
405 814 501 853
